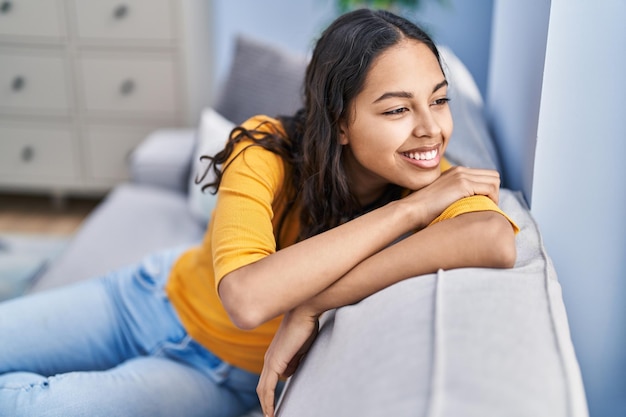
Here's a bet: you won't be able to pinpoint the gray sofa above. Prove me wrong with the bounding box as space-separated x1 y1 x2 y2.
29 36 588 417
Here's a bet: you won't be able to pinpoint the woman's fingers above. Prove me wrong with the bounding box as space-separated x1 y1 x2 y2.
258 368 279 417
409 166 502 225
257 310 320 417
456 172 500 204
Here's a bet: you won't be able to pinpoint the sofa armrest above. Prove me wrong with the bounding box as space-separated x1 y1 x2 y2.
276 190 589 417
129 129 196 194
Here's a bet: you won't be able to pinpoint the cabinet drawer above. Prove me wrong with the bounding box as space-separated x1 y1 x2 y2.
0 0 65 41
0 126 77 179
73 0 175 43
79 57 178 117
0 51 70 114
85 126 152 181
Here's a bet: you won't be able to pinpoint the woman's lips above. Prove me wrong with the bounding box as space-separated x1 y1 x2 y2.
400 145 441 169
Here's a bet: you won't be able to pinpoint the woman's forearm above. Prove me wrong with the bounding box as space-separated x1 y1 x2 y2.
220 166 508 330
219 198 424 329
299 211 516 318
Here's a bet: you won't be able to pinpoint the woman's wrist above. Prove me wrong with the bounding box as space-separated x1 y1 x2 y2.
294 301 322 320
392 196 429 231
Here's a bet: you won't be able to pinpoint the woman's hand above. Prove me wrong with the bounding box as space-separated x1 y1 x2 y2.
410 166 501 226
257 308 320 417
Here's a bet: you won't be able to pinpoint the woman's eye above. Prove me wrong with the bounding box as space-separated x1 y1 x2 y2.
432 98 450 106
383 107 409 116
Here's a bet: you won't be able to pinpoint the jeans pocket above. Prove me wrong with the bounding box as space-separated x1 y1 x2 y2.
133 248 183 292
134 259 162 292
156 336 232 385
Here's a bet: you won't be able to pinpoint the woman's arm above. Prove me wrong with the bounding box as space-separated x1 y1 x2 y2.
219 166 505 330
216 161 500 329
256 210 516 417
219 197 418 329
300 210 516 318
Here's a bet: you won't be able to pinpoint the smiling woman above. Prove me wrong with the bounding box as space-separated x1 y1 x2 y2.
0 9 517 417
338 40 452 198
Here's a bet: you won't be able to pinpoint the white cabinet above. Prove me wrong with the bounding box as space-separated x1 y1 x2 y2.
0 0 213 196
0 50 71 114
78 55 179 117
0 124 77 181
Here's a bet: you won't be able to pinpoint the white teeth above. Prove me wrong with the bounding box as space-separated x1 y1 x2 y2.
405 149 437 160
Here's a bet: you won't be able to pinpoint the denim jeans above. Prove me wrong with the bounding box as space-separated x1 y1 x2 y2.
0 248 264 417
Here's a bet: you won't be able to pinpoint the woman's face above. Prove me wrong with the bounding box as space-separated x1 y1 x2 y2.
339 39 453 205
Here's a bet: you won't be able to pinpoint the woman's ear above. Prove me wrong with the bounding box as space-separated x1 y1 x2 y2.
338 120 349 145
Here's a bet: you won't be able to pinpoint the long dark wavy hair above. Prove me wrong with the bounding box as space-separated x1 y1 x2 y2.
199 9 442 244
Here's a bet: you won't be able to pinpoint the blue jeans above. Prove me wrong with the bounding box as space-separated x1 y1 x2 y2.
0 248 264 417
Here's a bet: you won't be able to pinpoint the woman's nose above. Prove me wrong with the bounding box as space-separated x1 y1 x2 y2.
412 109 441 138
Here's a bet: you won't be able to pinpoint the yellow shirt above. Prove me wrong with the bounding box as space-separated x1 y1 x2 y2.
166 115 518 374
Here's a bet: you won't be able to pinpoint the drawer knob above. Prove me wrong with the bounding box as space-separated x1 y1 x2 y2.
12 76 25 91
21 146 34 162
113 4 128 19
0 1 12 14
119 79 135 95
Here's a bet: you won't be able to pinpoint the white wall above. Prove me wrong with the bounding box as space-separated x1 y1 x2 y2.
531 1 626 416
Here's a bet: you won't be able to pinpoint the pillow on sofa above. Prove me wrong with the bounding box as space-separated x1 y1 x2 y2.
188 108 235 225
439 46 501 172
213 34 308 124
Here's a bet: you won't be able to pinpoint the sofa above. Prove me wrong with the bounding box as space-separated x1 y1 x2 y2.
28 35 589 417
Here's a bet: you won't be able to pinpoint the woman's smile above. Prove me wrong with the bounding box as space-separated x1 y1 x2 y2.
400 144 442 169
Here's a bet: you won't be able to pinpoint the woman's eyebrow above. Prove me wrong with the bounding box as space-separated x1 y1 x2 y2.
372 79 448 104
372 91 413 104
432 79 448 93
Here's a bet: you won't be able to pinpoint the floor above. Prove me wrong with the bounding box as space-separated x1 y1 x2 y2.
0 193 101 236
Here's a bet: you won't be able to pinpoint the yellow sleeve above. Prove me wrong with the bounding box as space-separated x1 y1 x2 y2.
211 116 286 289
428 195 520 234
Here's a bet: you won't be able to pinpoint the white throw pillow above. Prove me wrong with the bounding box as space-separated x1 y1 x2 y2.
438 46 501 172
188 108 235 225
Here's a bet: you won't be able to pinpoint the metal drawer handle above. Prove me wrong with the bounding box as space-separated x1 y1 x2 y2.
119 79 135 95
0 1 12 14
12 76 25 91
113 4 128 19
21 145 34 162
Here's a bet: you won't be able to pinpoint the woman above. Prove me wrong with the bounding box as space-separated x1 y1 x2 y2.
0 9 517 417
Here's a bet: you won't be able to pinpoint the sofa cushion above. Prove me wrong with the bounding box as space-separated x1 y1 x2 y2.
188 108 236 225
276 190 588 417
30 184 205 293
213 34 308 124
129 128 196 193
